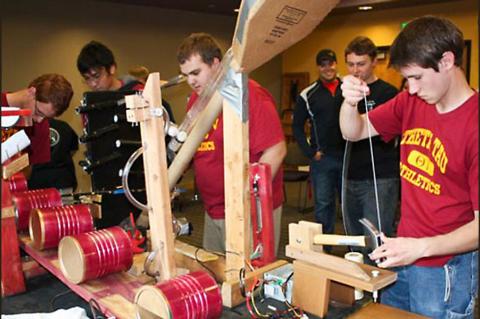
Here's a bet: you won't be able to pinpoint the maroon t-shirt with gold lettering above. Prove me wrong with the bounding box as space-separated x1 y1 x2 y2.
369 91 478 267
186 80 285 219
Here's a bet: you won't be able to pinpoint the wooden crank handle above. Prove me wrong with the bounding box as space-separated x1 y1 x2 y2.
313 234 366 247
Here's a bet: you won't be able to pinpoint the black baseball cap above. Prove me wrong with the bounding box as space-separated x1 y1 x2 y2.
316 49 337 65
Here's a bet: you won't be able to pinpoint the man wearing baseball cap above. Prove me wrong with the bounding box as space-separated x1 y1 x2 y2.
292 49 345 247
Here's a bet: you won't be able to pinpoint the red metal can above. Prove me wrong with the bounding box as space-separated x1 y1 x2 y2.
29 204 94 250
135 271 222 319
8 172 28 193
12 188 62 231
58 226 133 284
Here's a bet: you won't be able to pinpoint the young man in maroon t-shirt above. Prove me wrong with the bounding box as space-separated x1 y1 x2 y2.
340 16 477 318
177 33 286 255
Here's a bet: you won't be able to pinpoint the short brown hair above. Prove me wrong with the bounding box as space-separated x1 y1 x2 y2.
345 36 377 60
28 74 73 116
176 33 223 65
389 16 464 71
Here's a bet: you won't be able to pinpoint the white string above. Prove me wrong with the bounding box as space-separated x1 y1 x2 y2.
363 87 382 234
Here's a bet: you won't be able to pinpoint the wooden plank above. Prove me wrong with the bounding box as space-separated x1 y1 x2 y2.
130 242 227 282
293 260 331 318
126 73 176 281
348 303 429 319
2 153 29 179
221 259 288 308
232 0 340 72
286 245 397 292
19 235 153 319
223 99 250 282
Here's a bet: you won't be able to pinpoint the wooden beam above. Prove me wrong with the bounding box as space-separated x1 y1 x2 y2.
125 73 176 281
286 245 397 292
223 96 250 282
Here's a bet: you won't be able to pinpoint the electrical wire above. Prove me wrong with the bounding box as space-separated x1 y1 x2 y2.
194 247 218 282
49 290 74 311
89 298 106 319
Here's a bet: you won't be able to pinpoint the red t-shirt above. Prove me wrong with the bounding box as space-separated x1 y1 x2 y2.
187 80 285 219
370 91 478 267
2 92 50 164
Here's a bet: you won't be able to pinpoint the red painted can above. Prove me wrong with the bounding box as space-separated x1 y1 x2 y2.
29 204 94 250
58 226 133 284
135 271 222 319
8 172 28 193
12 188 62 231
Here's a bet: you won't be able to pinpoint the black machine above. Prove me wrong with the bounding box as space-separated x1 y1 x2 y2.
77 90 146 228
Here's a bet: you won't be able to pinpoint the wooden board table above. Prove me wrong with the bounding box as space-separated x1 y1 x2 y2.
18 234 154 319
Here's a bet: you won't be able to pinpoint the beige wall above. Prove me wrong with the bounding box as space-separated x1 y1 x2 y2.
283 0 478 89
2 0 282 192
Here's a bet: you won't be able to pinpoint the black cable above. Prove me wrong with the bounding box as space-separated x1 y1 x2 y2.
89 298 106 319
50 289 74 311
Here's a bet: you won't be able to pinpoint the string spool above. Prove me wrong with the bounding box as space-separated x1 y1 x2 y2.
12 188 62 231
29 204 94 250
58 226 133 284
135 271 222 319
8 172 28 193
344 252 364 300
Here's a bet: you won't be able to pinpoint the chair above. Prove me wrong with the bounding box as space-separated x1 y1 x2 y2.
283 142 311 211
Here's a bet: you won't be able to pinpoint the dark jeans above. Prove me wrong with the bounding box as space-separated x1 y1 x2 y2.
310 153 343 235
343 177 399 257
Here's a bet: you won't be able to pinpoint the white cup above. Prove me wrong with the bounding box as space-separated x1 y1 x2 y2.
344 252 364 300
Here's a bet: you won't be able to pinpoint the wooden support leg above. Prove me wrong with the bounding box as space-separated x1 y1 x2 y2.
293 260 331 318
1 217 26 296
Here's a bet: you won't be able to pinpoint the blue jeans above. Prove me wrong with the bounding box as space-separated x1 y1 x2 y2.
310 153 343 235
381 251 478 319
343 178 399 257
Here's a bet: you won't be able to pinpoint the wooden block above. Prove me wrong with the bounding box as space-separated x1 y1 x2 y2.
293 260 331 318
348 302 430 319
1 217 25 296
286 245 397 292
289 222 322 251
330 281 355 306
2 153 29 179
221 259 288 308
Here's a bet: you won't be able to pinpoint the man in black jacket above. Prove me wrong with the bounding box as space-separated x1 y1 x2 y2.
292 49 345 239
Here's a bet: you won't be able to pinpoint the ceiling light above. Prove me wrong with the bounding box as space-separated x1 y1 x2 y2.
358 5 373 11
234 8 240 13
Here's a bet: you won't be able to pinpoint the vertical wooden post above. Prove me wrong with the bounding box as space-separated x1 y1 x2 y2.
125 73 176 281
223 71 250 281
